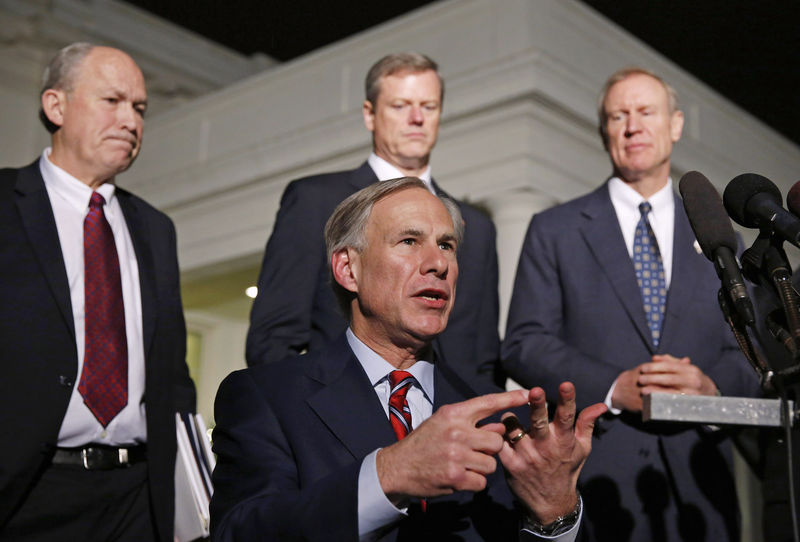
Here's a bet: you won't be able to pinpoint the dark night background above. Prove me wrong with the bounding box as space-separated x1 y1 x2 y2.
124 0 800 148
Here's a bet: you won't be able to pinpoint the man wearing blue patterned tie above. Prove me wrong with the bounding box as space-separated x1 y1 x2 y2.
502 68 760 541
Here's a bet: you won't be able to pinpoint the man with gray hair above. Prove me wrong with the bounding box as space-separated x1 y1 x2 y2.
246 52 502 387
502 67 759 540
212 177 607 541
0 43 195 541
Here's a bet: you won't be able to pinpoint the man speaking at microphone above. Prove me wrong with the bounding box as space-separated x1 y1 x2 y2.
211 178 607 541
503 67 760 541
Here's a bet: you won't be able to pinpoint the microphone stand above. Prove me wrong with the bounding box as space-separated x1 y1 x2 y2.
643 232 800 542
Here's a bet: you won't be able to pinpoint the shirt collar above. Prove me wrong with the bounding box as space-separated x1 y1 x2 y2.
346 327 435 402
608 175 674 215
40 147 117 212
368 152 433 189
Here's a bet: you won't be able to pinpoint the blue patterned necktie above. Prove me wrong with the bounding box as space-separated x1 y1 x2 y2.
633 202 667 347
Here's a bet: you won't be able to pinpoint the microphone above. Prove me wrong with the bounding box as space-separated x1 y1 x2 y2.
679 171 755 325
723 173 800 248
786 179 800 218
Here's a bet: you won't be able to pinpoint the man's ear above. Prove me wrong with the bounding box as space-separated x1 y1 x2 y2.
362 100 375 133
331 247 359 294
670 109 684 143
41 89 67 129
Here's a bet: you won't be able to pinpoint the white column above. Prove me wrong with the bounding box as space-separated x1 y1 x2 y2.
482 188 558 339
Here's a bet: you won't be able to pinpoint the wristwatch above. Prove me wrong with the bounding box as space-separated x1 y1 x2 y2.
523 493 582 537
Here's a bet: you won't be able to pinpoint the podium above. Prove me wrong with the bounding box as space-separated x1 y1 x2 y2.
643 393 796 427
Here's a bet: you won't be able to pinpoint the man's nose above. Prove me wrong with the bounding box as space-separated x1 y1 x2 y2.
118 103 140 133
421 243 448 277
625 114 641 137
408 105 424 125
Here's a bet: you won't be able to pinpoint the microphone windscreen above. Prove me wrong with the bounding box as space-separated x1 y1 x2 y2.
786 180 800 218
679 171 738 260
722 173 782 227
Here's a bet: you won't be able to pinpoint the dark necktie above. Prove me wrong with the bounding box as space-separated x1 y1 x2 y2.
388 370 415 440
78 192 128 427
633 201 667 347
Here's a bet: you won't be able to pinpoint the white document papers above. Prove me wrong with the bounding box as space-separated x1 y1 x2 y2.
174 412 215 541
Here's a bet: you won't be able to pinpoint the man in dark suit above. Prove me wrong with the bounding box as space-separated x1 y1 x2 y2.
0 43 195 541
246 52 501 385
502 68 760 541
212 177 607 541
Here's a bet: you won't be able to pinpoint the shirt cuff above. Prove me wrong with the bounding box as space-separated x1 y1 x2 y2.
604 377 622 415
358 449 405 538
520 496 583 542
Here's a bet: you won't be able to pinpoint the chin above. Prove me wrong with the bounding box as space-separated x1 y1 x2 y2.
411 322 448 341
400 144 433 157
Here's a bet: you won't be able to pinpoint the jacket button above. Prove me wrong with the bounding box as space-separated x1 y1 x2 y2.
58 375 73 387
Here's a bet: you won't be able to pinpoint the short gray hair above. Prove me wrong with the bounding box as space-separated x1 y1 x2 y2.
597 67 679 147
324 177 463 318
39 42 96 133
365 52 444 108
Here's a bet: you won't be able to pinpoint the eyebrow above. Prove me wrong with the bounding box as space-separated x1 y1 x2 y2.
394 227 456 242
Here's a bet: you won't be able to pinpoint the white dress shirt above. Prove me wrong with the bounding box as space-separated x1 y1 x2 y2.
40 148 147 446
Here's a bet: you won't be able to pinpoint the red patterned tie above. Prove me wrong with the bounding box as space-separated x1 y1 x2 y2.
389 370 426 511
388 370 414 440
78 192 128 427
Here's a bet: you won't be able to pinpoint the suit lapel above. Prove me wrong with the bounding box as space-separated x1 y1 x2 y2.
579 184 654 349
117 190 157 357
306 336 397 460
347 161 379 192
431 179 448 199
14 162 75 340
659 197 706 350
433 362 476 409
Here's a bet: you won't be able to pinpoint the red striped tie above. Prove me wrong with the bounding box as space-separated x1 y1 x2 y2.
389 370 414 440
388 370 426 511
78 192 128 427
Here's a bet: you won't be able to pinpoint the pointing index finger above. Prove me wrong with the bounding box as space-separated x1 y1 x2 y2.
459 389 530 424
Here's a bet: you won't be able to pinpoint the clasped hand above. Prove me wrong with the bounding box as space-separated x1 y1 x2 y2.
612 354 718 412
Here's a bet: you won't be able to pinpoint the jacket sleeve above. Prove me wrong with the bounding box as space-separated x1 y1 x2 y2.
165 218 196 413
245 180 329 366
210 370 360 541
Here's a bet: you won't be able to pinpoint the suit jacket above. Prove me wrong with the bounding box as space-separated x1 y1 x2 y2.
245 162 501 385
212 333 574 541
0 160 196 541
502 182 760 542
